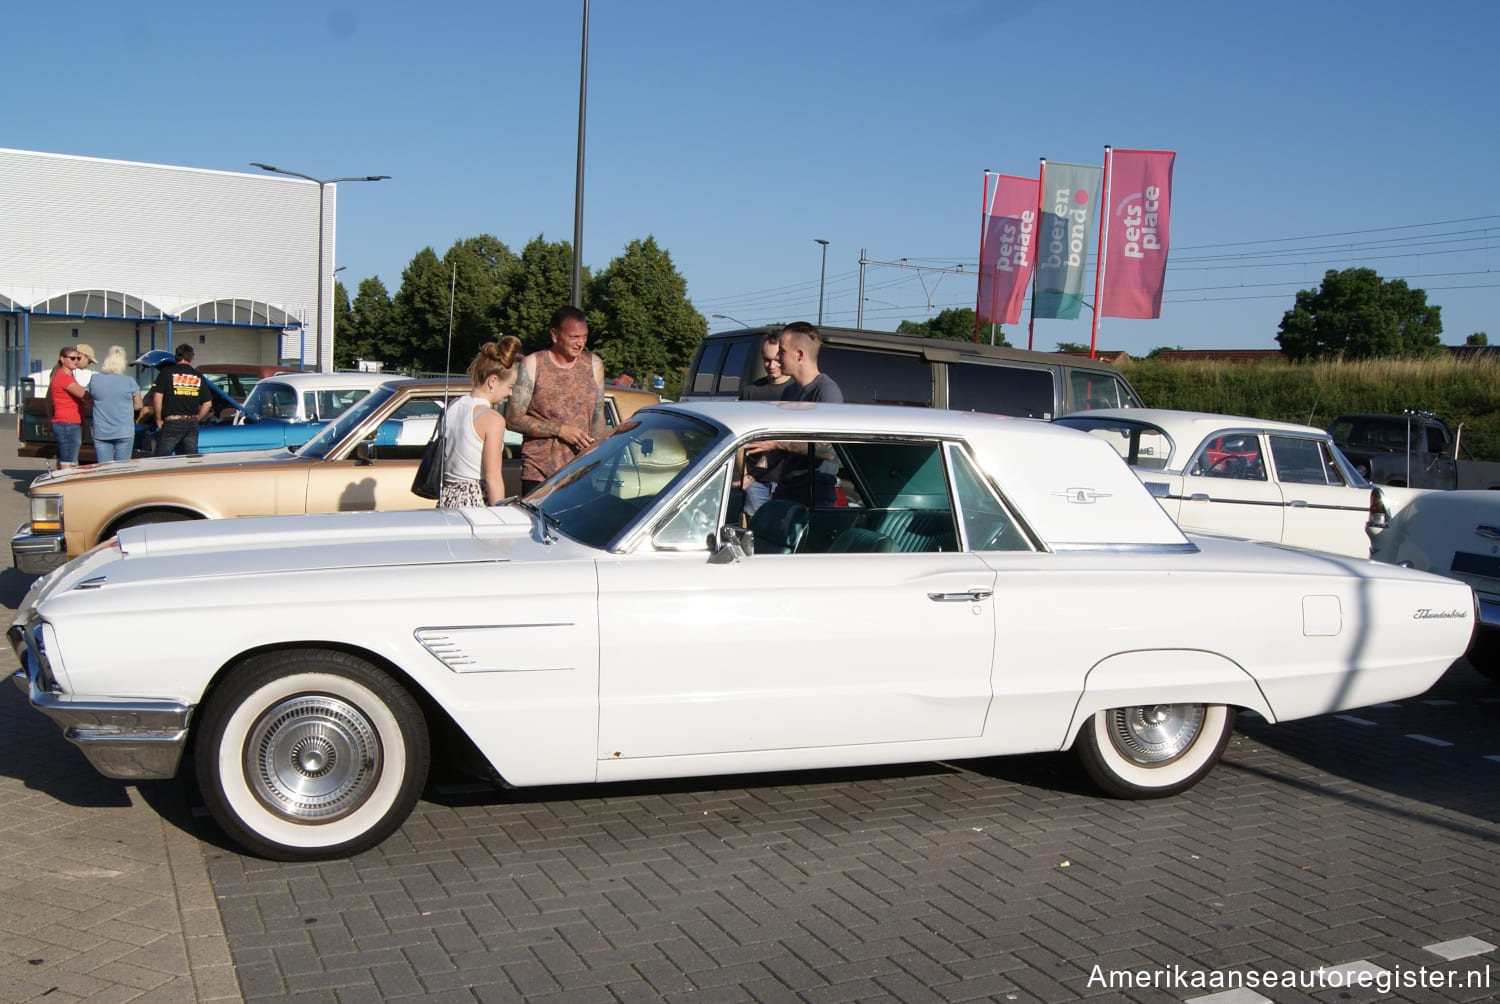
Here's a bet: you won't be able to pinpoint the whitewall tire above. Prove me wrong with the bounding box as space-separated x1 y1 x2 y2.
195 650 429 860
1075 703 1235 799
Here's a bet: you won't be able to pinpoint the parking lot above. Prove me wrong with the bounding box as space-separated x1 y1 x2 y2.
1 425 1498 1003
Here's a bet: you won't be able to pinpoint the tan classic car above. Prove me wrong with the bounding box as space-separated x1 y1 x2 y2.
12 378 659 574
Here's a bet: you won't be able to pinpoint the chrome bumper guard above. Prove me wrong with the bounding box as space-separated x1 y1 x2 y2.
12 522 66 576
11 655 192 782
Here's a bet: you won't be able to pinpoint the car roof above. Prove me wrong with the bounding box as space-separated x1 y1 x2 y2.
648 400 1190 549
1060 407 1332 440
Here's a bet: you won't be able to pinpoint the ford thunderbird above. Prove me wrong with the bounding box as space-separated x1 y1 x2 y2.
10 402 1475 859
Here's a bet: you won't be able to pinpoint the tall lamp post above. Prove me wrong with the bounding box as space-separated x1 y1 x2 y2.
814 238 829 325
711 313 754 330
250 163 389 371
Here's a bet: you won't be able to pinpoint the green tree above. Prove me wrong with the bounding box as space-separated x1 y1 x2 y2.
346 277 395 369
331 281 355 369
1147 345 1182 359
1276 267 1444 361
1054 341 1089 353
442 235 517 365
896 307 1005 344
503 236 579 352
1467 331 1488 346
389 247 452 372
587 236 705 389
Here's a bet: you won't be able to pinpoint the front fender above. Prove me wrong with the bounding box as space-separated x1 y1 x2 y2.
1062 648 1274 748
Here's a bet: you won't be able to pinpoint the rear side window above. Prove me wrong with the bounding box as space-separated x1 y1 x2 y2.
691 343 725 395
717 340 750 396
818 346 931 407
948 362 1054 419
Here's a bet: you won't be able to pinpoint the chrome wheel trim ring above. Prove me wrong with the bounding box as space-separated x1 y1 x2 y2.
244 695 383 822
1106 704 1205 766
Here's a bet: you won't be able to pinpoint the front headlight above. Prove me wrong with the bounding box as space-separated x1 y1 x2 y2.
29 494 63 534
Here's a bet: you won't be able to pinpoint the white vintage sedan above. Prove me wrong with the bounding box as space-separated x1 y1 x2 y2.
1055 408 1418 558
10 402 1475 860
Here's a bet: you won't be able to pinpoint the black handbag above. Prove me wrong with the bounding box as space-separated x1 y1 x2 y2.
410 417 444 500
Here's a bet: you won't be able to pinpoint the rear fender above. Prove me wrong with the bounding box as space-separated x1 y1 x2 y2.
1062 649 1274 748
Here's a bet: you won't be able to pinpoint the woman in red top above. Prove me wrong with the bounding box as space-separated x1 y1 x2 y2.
48 345 88 468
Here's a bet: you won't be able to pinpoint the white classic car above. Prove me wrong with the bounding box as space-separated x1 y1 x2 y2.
1369 489 1500 680
10 402 1475 860
1055 408 1421 558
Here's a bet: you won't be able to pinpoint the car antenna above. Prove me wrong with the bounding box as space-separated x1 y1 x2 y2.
440 261 457 487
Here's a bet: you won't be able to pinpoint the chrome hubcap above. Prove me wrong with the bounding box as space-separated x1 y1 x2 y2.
1106 704 1204 766
245 695 381 821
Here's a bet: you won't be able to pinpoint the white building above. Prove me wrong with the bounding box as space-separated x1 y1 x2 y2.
0 147 352 407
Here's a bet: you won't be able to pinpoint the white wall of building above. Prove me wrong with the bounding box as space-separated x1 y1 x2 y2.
0 147 338 393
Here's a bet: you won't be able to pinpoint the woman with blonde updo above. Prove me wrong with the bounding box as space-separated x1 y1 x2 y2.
439 336 522 507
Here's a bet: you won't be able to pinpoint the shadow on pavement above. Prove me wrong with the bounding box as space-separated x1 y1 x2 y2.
0 682 132 808
1232 659 1500 831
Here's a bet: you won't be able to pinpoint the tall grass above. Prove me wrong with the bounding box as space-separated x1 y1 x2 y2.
1121 357 1500 461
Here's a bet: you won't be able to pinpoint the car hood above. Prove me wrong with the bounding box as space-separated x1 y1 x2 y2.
47 505 577 590
27 448 299 488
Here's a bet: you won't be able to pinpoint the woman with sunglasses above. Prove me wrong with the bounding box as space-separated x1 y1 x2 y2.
47 346 88 468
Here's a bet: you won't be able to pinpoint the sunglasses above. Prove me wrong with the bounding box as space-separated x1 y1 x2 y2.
64 354 83 360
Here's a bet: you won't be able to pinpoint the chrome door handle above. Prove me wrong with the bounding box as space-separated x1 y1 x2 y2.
1188 492 1210 502
1288 499 1308 507
928 590 994 602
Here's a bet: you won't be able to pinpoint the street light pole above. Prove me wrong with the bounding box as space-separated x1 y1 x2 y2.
814 238 829 325
711 313 754 330
250 163 389 371
572 0 590 309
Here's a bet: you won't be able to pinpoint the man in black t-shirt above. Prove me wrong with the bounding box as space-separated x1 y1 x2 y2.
738 332 794 516
151 344 213 457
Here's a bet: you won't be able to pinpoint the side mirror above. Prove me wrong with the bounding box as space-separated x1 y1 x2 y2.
354 442 375 465
708 524 753 564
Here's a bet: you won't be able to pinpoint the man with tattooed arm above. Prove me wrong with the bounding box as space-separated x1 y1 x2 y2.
507 305 608 496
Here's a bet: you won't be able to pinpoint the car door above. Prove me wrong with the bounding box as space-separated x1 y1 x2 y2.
594 440 998 761
1269 434 1371 556
1176 433 1284 542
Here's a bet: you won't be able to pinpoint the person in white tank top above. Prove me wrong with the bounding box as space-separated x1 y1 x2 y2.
439 336 522 508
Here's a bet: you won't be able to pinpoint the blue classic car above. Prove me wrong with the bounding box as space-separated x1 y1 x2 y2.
133 364 394 456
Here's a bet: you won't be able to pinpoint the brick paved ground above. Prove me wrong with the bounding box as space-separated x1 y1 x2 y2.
196 661 1500 1003
0 440 236 1004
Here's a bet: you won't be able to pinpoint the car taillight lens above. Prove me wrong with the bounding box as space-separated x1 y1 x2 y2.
29 494 62 533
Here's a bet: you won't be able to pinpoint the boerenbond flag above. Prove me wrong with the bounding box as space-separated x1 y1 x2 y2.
977 174 1040 326
1031 161 1103 320
1101 149 1175 319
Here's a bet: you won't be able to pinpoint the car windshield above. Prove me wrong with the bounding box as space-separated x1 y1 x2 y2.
295 384 400 459
527 411 723 549
1055 416 1175 470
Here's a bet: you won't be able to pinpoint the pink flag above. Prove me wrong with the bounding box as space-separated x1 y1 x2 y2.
1101 150 1175 319
976 174 1039 326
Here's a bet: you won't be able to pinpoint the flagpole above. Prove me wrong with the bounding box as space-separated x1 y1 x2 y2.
974 170 991 342
1027 157 1045 351
1089 145 1113 360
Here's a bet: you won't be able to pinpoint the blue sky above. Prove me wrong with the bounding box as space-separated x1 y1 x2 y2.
9 0 1498 357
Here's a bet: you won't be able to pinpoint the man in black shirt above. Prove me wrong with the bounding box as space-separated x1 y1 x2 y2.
151 344 213 457
776 321 843 403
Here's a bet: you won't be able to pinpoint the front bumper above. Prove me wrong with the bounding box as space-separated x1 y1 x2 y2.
10 620 192 781
12 522 66 576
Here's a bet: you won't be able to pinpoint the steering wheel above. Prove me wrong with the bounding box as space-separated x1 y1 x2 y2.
1208 455 1246 478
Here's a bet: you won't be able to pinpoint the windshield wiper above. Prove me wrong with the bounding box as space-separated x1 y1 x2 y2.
504 496 563 542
